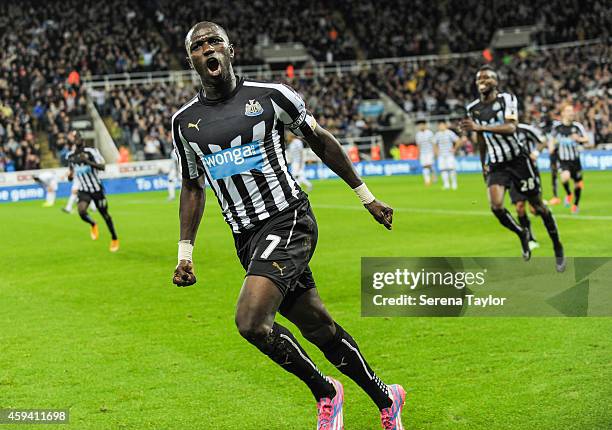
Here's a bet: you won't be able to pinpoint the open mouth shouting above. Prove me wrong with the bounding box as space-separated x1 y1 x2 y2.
206 57 222 77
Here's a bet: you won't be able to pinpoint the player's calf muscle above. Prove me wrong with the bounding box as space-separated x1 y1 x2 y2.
299 322 336 346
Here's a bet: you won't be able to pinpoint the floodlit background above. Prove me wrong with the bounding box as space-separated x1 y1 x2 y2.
1 1 610 428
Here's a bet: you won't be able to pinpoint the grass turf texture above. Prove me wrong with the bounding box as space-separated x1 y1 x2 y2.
1 172 611 429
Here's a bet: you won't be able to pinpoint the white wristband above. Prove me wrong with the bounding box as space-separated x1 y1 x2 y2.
178 240 193 263
353 183 375 205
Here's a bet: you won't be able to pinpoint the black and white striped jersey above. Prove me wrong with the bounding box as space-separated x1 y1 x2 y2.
517 123 545 154
550 120 586 161
467 92 526 164
66 147 105 193
172 77 317 233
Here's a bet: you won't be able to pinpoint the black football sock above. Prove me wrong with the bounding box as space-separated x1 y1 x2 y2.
319 322 392 410
79 212 95 226
492 208 523 236
552 172 558 197
574 186 582 206
256 323 335 401
540 209 562 249
518 214 535 241
562 181 571 196
99 208 118 240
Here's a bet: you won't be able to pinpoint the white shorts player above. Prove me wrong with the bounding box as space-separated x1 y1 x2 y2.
434 122 461 190
287 136 312 191
415 122 436 186
167 150 181 201
437 154 456 171
34 171 58 207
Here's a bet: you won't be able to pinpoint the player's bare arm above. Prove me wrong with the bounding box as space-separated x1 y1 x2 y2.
173 175 206 287
67 166 74 182
476 132 488 180
571 133 589 144
452 136 461 153
304 125 393 230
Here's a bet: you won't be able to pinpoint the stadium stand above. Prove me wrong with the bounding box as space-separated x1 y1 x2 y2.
376 43 610 143
335 0 610 58
102 71 383 160
0 0 609 170
155 0 357 66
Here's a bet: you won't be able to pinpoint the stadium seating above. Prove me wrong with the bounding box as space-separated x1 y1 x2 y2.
375 43 610 143
0 0 609 170
101 71 384 160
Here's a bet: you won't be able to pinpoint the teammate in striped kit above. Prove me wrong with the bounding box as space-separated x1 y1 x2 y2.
461 65 565 271
415 121 436 186
171 22 404 430
549 105 590 214
66 131 119 252
433 121 461 190
509 123 547 250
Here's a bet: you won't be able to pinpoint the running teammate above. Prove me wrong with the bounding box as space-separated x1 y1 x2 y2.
549 105 590 214
415 120 436 186
66 131 119 252
171 22 405 429
461 65 565 271
433 120 460 190
509 123 547 250
33 171 58 207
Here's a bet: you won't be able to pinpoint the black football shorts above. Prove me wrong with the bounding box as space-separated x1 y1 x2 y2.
233 198 317 313
559 159 583 182
509 158 542 203
488 155 541 200
77 190 109 210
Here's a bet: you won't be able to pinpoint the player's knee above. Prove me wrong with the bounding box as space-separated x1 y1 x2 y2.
533 203 547 216
78 208 88 217
515 201 526 215
235 316 271 344
490 203 504 213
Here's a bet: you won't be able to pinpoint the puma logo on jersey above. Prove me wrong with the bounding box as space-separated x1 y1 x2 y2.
245 100 264 117
272 262 286 276
188 119 201 131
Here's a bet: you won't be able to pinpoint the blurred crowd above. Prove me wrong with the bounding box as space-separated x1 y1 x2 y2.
336 0 610 58
0 0 168 171
155 0 356 66
0 0 609 171
378 43 610 144
101 73 385 160
101 84 194 160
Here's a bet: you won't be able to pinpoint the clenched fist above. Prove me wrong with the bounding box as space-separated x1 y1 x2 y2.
173 260 197 287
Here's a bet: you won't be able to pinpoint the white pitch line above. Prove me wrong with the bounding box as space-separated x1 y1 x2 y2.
117 199 612 221
313 204 612 221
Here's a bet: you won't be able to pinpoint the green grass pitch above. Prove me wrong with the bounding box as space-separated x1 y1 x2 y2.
1 172 611 429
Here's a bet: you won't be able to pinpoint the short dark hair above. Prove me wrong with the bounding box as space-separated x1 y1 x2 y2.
478 65 497 77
